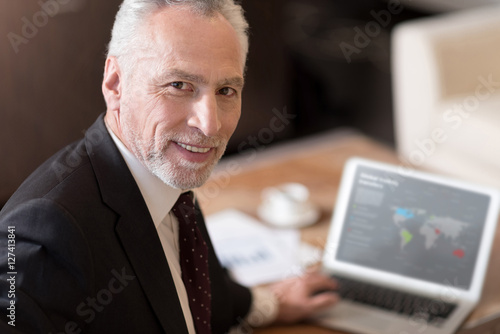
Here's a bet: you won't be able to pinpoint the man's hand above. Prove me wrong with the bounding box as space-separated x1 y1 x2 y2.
269 270 339 324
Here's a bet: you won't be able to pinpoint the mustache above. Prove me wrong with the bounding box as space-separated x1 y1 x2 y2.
157 131 227 149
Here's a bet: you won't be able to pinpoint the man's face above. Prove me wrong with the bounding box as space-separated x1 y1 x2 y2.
118 7 244 189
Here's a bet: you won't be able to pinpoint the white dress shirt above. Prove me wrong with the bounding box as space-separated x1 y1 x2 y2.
106 125 278 332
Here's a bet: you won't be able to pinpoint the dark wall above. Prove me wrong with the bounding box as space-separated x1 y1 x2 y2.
0 0 429 205
240 0 429 145
0 1 121 203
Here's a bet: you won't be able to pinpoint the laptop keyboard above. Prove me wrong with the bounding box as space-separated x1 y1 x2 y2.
333 275 457 326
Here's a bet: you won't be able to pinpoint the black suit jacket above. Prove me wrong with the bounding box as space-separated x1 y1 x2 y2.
0 115 251 333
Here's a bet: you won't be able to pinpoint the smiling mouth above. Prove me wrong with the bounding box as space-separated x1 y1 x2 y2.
176 142 212 153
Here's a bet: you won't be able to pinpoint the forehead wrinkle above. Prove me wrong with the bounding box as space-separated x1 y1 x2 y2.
146 7 245 78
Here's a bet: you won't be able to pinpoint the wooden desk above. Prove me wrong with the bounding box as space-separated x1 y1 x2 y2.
197 130 500 334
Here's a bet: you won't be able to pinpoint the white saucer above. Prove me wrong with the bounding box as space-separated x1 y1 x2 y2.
257 203 320 228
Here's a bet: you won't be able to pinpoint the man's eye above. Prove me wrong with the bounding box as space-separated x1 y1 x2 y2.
218 87 236 96
170 82 190 90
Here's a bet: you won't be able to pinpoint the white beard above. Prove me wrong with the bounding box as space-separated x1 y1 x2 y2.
121 116 227 190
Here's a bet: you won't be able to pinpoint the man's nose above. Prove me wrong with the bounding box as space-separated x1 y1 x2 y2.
187 94 221 137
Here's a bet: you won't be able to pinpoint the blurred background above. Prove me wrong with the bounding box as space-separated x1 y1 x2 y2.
1 0 499 207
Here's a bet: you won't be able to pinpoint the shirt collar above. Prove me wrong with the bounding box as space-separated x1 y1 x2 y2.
105 123 182 228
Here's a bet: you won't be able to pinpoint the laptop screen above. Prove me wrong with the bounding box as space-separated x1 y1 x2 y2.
335 165 491 290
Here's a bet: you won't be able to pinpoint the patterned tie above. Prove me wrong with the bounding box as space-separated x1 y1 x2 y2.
172 192 211 334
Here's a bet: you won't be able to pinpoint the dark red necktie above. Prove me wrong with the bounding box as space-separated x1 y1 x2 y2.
172 192 211 334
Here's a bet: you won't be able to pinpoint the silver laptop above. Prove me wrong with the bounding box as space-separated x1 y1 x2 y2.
316 157 500 334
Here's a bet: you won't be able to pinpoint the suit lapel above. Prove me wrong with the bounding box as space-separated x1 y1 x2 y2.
115 215 189 334
85 114 188 334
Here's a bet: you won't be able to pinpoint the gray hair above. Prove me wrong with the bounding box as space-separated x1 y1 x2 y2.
107 0 249 74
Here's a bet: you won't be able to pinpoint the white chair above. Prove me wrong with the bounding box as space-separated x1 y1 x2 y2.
392 4 500 188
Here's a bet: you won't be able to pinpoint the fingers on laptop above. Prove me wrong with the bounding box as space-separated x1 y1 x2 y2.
270 271 339 323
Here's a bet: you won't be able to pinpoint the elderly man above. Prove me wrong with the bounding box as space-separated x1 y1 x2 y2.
0 0 338 333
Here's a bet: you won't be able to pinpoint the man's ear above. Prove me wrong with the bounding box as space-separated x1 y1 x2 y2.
102 56 122 112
